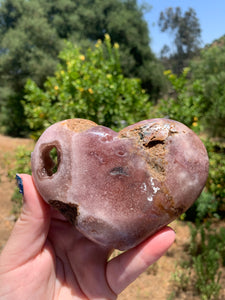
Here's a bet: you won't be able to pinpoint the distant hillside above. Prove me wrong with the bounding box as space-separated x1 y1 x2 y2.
203 34 225 50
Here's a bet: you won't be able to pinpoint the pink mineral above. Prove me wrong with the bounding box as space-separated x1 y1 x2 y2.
31 118 209 250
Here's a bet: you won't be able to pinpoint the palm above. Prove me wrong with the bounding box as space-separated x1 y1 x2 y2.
46 217 116 299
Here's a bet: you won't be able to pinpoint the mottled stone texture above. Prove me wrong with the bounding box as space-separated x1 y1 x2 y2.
31 118 209 250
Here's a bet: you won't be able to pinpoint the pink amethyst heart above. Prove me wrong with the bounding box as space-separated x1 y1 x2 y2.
31 118 209 250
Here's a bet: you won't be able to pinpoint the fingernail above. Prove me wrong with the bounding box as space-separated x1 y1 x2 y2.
16 174 24 195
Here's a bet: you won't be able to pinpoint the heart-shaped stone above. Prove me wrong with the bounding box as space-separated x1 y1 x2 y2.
31 118 209 250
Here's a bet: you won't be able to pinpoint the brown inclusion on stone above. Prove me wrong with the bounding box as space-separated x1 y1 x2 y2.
49 200 79 225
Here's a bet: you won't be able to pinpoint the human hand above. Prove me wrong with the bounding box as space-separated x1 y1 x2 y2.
0 174 175 300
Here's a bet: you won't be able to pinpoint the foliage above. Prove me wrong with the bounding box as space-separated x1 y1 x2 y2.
23 36 150 139
153 67 225 222
39 0 166 96
0 0 61 135
171 222 224 300
170 264 191 292
0 0 165 136
189 222 224 300
205 140 225 203
8 146 32 179
184 138 225 224
159 7 201 74
155 68 205 131
185 191 219 223
159 46 225 139
193 250 221 300
191 37 225 137
157 65 225 136
185 139 225 223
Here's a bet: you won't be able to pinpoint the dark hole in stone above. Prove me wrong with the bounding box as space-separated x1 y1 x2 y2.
144 140 165 148
42 145 60 176
49 200 79 225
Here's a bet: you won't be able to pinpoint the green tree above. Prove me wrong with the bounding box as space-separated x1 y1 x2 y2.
0 0 61 135
23 36 150 139
157 37 225 139
191 36 225 138
0 0 164 136
40 0 163 95
159 7 201 74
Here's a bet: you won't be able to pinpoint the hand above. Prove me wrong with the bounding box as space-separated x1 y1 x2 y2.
0 174 175 300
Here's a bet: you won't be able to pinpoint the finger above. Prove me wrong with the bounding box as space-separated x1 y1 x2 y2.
0 174 51 269
107 226 175 295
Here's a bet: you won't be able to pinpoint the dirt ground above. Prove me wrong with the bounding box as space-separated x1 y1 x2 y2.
0 134 224 300
0 134 34 251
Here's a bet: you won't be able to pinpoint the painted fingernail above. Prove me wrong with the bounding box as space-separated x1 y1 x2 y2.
16 174 24 195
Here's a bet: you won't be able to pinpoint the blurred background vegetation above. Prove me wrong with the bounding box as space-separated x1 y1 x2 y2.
1 1 225 299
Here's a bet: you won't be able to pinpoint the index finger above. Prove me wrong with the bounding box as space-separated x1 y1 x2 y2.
106 226 175 295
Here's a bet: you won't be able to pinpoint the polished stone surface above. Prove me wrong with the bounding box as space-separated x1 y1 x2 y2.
31 119 209 250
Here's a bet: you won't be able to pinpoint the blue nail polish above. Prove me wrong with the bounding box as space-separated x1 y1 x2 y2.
16 174 24 195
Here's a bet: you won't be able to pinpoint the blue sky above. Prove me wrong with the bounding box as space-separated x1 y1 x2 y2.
138 0 225 56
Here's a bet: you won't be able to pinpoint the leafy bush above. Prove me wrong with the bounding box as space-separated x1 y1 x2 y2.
8 146 32 179
185 140 225 222
193 249 221 300
184 140 225 223
184 191 218 223
205 140 225 202
157 39 225 139
155 68 205 132
188 222 225 300
171 222 225 300
23 35 150 140
191 38 225 138
154 68 225 222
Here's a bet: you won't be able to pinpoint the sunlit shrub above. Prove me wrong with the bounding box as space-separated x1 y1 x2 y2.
23 35 150 140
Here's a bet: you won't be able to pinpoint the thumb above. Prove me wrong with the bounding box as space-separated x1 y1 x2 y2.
0 174 51 269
